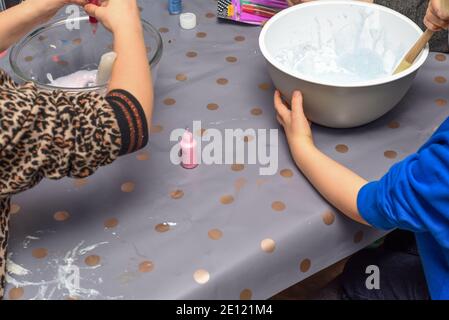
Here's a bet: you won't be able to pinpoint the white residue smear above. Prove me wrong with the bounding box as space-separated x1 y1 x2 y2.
22 235 40 249
275 8 404 83
6 241 120 300
47 70 98 88
7 258 31 276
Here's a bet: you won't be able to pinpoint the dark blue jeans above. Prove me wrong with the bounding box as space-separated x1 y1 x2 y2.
340 230 429 300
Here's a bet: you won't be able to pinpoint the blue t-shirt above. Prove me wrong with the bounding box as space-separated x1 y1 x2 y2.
358 117 449 300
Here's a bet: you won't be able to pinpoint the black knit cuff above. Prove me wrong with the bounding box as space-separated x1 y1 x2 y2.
106 89 149 156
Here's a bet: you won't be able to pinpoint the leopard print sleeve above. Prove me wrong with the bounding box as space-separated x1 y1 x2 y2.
0 68 149 298
0 70 149 195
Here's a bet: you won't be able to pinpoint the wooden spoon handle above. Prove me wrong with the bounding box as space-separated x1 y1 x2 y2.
402 29 434 65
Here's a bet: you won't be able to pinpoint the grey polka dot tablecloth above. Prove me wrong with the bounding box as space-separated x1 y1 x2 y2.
2 0 449 300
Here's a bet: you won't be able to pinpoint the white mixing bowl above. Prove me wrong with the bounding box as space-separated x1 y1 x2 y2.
259 1 429 128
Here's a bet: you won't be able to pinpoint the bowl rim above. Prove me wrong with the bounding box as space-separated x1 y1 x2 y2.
259 0 430 88
9 15 163 92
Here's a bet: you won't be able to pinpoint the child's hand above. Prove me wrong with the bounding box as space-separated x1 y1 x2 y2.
84 0 141 33
424 0 449 31
26 0 87 23
0 0 87 52
274 90 369 225
274 90 314 152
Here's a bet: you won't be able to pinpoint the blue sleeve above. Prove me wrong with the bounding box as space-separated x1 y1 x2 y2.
357 132 449 247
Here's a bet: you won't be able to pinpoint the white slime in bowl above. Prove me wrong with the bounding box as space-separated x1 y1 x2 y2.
46 52 117 89
47 70 98 88
275 8 405 83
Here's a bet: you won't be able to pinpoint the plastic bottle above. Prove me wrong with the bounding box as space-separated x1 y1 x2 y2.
168 0 182 15
180 129 198 169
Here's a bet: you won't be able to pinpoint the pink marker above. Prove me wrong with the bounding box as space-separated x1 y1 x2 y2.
0 50 7 59
180 129 198 169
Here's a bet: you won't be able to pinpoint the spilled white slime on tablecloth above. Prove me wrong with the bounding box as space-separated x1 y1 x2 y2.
79 241 108 255
275 7 405 83
22 235 39 249
7 258 31 276
6 240 123 300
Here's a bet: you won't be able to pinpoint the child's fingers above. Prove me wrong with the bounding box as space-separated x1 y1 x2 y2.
424 17 442 31
424 18 440 31
427 11 448 29
430 2 449 22
274 90 290 121
84 2 105 19
69 0 88 6
276 114 284 127
291 90 312 125
425 7 448 30
84 3 98 16
291 90 304 119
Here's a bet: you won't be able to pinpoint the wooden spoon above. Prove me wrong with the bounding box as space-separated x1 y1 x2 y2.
394 0 449 75
393 29 434 74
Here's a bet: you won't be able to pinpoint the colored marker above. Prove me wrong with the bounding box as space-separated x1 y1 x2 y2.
242 6 275 19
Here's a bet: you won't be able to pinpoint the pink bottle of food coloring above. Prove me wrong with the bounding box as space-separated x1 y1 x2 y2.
180 129 198 169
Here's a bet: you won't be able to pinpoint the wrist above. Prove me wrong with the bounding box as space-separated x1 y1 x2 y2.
21 0 59 25
288 135 316 163
112 18 143 36
20 1 44 22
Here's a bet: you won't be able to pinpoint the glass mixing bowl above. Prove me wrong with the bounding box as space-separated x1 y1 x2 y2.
10 16 162 92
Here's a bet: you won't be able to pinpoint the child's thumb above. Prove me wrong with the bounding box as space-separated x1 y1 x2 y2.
84 4 101 19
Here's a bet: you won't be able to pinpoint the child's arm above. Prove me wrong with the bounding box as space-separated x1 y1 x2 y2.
0 0 86 52
275 90 449 247
84 0 153 129
274 91 369 225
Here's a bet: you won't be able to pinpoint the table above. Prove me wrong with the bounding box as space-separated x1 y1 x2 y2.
2 0 449 300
